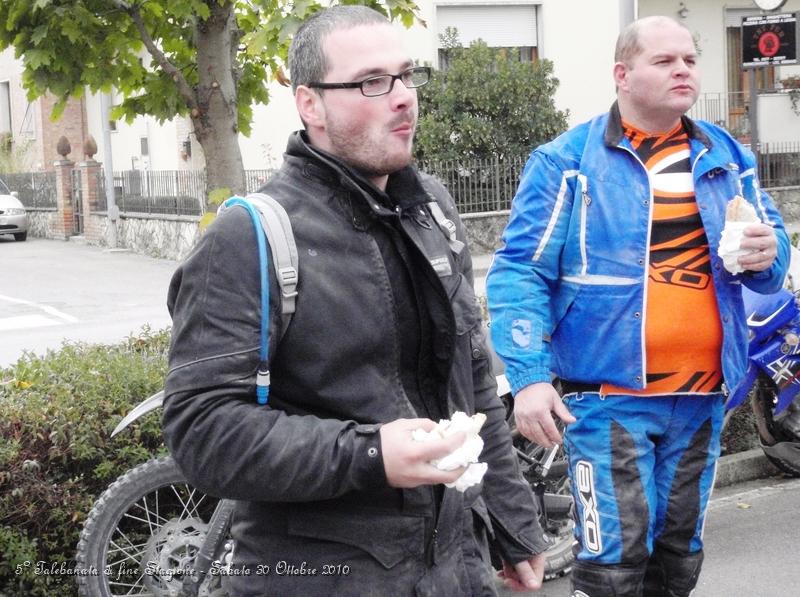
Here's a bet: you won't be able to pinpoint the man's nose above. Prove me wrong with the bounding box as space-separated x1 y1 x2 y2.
674 60 691 76
388 79 415 108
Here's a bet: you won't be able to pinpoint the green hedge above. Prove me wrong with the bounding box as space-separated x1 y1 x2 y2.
0 327 169 597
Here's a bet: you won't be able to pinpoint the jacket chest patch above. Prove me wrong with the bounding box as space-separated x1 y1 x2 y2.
429 255 453 277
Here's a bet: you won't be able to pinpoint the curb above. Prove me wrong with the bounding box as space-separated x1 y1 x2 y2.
714 448 780 488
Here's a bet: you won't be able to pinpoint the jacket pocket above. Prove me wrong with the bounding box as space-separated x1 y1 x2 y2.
286 508 426 569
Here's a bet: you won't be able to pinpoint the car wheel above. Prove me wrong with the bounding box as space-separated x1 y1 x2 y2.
13 232 27 241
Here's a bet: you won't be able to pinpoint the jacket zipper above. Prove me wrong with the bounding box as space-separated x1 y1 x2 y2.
692 147 732 393
394 204 449 565
577 174 590 277
617 144 653 388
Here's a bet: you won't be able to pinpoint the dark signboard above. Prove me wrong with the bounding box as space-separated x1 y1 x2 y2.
742 12 799 67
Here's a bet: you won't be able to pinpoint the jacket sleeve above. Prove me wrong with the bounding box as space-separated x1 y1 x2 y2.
429 177 550 560
486 150 575 394
162 208 387 502
739 153 791 294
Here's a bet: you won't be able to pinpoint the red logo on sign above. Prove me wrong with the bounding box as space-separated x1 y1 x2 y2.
758 31 781 57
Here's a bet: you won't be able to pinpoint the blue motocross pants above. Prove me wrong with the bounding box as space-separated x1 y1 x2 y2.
563 392 725 566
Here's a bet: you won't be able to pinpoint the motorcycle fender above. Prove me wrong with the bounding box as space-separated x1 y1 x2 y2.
110 390 165 437
775 385 800 415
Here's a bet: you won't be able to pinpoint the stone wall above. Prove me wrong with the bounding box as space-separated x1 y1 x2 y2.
462 211 510 254
85 212 201 260
25 208 59 239
769 188 800 228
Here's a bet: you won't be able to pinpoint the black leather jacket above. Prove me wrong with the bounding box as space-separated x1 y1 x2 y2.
163 132 547 595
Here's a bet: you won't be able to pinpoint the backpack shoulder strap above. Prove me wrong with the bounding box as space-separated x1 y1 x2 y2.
218 193 299 405
245 192 299 338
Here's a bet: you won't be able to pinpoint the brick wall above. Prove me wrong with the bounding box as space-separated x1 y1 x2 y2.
38 95 89 167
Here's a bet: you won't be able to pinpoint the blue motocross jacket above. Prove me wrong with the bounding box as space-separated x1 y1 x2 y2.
487 104 790 397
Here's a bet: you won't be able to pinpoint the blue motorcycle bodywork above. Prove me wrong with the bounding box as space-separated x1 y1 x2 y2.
726 286 800 413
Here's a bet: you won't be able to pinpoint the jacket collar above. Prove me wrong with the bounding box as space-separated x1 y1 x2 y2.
285 131 429 216
603 101 712 149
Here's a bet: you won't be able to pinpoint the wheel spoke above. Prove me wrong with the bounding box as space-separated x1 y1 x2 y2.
78 459 222 597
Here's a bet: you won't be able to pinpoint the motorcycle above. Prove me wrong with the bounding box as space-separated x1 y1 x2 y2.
76 376 575 596
724 245 800 477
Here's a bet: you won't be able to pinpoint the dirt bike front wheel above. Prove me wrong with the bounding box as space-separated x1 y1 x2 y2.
76 456 226 597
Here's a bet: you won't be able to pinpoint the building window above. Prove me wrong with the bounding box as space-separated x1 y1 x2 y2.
438 45 538 70
140 136 149 156
0 81 11 137
436 4 538 69
19 102 35 139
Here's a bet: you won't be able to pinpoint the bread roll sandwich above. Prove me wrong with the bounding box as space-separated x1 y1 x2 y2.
725 195 758 223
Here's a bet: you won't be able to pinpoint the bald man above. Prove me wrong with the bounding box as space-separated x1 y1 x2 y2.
487 16 789 597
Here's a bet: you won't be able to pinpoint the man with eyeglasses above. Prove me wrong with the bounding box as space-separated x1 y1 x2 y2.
163 5 548 596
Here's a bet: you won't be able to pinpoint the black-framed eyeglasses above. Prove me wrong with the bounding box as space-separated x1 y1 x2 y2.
307 66 431 97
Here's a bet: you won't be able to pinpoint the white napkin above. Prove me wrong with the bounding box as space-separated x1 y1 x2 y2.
718 199 759 274
412 411 488 492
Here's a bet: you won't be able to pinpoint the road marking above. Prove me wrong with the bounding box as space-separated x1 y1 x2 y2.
0 293 78 323
0 314 63 331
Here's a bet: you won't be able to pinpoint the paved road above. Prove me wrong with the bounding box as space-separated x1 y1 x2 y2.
0 238 493 369
0 237 176 367
498 475 800 596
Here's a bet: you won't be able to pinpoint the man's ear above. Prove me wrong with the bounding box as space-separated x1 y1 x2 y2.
295 86 324 130
613 62 628 91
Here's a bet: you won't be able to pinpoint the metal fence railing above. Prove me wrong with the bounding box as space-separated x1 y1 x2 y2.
0 171 57 208
107 169 205 216
97 169 279 216
759 141 800 189
688 91 749 135
245 169 274 192
3 148 798 223
417 156 527 214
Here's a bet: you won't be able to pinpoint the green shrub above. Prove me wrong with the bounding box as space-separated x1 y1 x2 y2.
0 327 169 597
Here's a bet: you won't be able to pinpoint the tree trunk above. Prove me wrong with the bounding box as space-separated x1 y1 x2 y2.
192 1 246 203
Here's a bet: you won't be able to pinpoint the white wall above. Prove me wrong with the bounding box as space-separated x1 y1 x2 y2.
0 47 41 169
535 0 623 126
239 82 301 170
759 93 800 143
86 91 205 173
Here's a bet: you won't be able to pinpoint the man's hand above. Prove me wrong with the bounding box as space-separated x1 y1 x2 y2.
738 223 778 272
498 554 546 592
514 383 576 447
380 418 466 488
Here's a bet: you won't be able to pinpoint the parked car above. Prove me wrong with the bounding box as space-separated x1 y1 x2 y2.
0 177 27 241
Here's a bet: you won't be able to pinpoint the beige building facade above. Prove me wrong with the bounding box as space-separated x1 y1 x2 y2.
2 0 798 174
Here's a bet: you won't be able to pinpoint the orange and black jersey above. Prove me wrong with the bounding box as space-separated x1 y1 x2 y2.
602 121 723 396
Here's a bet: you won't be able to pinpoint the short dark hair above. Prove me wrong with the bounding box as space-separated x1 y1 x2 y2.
289 5 390 92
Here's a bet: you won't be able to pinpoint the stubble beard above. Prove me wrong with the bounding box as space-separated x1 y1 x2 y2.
326 114 416 178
